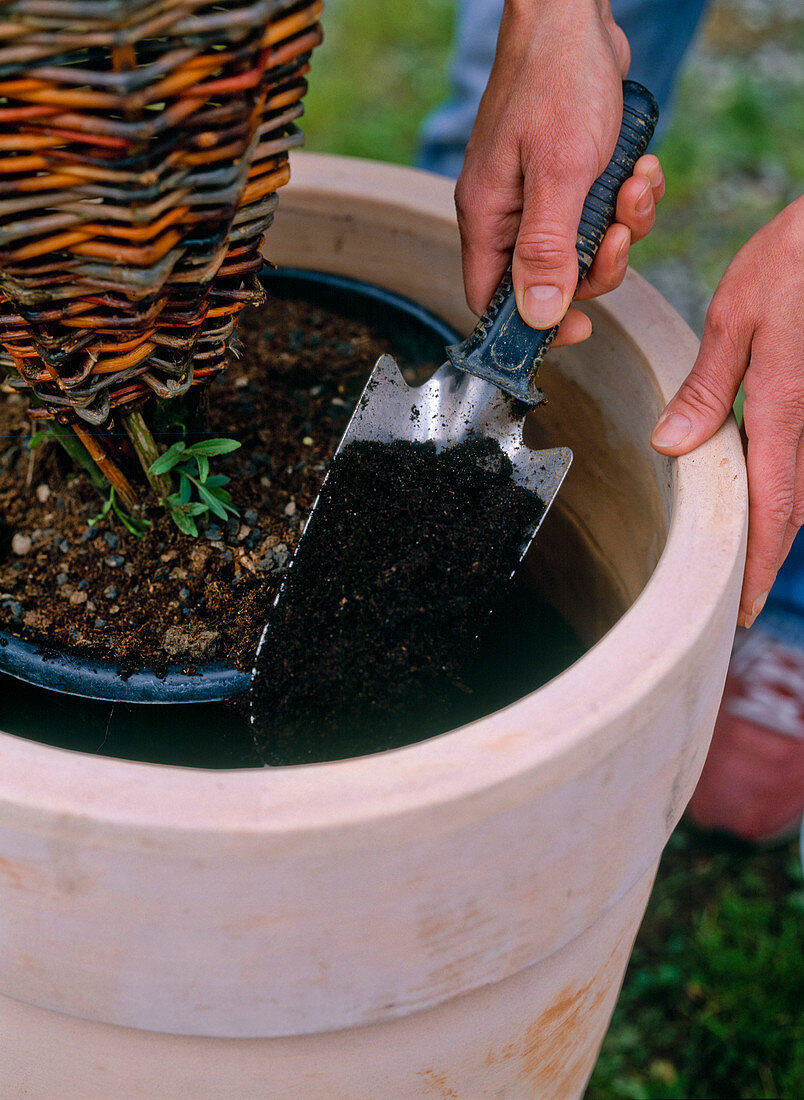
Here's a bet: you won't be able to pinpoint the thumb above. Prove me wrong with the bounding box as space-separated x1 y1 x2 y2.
512 176 585 330
651 307 748 455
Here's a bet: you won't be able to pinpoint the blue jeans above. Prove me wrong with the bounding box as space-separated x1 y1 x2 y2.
416 0 709 178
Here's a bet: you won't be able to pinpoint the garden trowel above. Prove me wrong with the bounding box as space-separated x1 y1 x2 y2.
249 82 658 724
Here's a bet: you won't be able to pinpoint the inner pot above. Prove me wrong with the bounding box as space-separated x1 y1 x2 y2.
0 154 746 1098
0 268 587 766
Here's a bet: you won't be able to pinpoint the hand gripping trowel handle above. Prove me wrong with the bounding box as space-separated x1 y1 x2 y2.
446 81 659 406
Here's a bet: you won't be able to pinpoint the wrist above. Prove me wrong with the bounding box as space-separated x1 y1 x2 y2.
503 0 604 20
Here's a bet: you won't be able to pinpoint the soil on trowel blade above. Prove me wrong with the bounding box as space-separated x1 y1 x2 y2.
250 436 544 764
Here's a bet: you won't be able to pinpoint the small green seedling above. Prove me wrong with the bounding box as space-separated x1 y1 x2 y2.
88 487 152 538
149 438 241 537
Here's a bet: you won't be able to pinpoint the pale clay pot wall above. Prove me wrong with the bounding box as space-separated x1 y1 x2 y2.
0 154 747 1098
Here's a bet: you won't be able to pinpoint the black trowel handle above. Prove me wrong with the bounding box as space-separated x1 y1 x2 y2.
446 81 659 406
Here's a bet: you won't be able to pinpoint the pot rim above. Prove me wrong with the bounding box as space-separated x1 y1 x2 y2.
0 155 747 846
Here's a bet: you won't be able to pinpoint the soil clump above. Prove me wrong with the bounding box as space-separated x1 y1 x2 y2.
250 436 544 764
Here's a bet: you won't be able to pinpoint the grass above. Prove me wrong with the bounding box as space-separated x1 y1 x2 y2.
299 3 803 1094
587 824 804 1099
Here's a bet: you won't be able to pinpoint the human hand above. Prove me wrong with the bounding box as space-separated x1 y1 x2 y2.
651 196 804 627
454 0 664 346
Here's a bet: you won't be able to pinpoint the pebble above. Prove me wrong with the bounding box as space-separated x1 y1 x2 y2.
56 573 69 586
69 591 87 606
237 524 251 542
105 554 124 568
78 578 89 590
284 500 296 517
94 619 106 630
103 585 118 600
11 533 31 555
35 484 50 504
86 601 97 614
244 509 259 526
205 524 222 541
81 527 94 542
103 531 119 550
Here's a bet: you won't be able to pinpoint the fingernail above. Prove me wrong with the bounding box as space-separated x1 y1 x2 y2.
651 411 692 449
523 285 563 329
635 182 652 214
616 231 630 264
751 589 770 620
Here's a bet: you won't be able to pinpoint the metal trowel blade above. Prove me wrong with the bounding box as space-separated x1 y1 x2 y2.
251 354 572 691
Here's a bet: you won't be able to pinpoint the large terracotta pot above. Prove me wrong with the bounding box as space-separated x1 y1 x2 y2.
0 153 746 1098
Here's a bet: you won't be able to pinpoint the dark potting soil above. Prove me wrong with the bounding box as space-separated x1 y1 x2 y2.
250 436 544 765
0 293 433 674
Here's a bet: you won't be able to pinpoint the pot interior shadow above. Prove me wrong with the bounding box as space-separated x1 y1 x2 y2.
0 586 585 768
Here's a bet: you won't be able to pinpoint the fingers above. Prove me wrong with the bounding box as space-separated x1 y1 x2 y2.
575 223 631 300
552 306 593 348
738 415 801 628
779 434 804 565
513 161 601 330
456 173 520 315
576 154 664 301
651 291 748 456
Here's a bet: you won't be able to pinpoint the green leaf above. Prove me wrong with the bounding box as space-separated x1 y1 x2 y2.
197 482 229 520
149 441 186 476
196 454 210 483
178 472 192 504
28 431 50 451
203 474 230 488
170 508 198 538
180 502 209 517
183 438 240 458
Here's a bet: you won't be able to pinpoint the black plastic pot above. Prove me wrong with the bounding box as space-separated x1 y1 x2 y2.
0 267 459 705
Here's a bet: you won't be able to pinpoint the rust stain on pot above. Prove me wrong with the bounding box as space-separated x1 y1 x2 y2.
418 1067 459 1098
0 855 45 893
518 978 609 1091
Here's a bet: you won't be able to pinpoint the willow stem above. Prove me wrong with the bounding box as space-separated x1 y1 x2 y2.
71 423 139 513
122 410 173 499
48 423 107 493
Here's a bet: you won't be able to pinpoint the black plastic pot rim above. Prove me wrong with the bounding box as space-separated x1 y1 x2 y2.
0 267 459 705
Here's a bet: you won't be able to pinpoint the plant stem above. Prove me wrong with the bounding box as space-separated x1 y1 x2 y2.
49 423 108 494
72 423 139 513
123 410 173 499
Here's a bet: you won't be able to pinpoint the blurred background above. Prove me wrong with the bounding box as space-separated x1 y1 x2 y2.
299 1 803 1096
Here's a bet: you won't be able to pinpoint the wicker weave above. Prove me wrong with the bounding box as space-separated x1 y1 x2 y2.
0 0 322 431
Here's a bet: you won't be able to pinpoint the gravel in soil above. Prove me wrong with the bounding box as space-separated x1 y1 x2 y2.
0 293 427 674
250 436 544 764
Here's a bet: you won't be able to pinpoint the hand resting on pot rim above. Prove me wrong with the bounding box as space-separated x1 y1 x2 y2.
455 0 801 629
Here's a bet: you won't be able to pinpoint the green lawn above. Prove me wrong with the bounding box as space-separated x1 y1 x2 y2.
299 3 804 1096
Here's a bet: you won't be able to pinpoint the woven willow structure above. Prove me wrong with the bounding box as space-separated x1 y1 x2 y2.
0 0 322 502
